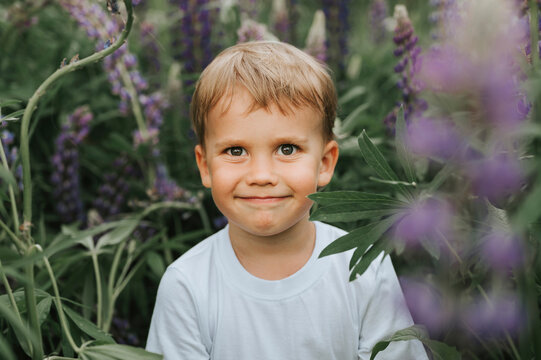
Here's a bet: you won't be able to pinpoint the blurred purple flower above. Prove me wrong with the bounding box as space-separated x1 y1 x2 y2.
322 0 351 77
394 197 454 248
384 5 426 132
51 106 93 224
480 231 523 271
304 10 327 63
237 19 278 43
468 154 524 205
406 117 461 159
399 277 451 335
369 0 388 44
462 292 525 337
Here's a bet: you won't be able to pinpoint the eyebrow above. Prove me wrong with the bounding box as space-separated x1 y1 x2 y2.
213 136 309 149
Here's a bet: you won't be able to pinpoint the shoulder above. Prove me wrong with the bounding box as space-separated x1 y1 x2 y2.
314 221 347 245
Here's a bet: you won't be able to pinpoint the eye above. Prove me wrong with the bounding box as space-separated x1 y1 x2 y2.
226 146 246 156
277 144 298 156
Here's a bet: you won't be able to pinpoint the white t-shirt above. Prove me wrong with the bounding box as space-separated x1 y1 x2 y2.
146 221 428 359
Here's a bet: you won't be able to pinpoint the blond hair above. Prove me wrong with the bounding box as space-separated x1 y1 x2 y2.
190 41 337 146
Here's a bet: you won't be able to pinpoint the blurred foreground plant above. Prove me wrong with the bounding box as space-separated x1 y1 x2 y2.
311 1 541 358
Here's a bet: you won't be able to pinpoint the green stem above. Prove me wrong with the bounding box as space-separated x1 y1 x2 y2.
23 246 43 360
0 136 19 237
102 241 126 333
117 63 148 137
91 252 103 329
40 246 81 353
18 0 134 234
0 260 32 353
530 0 539 72
0 218 26 253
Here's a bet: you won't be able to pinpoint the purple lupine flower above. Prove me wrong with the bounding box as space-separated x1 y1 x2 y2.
148 164 194 202
304 10 327 63
369 0 388 44
321 0 351 77
384 5 426 132
399 277 451 336
462 292 525 337
480 231 523 272
93 156 140 220
111 316 140 346
393 197 454 249
237 19 278 43
0 130 22 190
467 154 524 206
50 106 92 224
272 0 290 42
406 116 461 159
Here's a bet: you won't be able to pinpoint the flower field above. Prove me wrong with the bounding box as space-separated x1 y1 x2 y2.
1 0 541 359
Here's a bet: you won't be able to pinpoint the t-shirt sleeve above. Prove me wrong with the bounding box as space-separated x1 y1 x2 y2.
357 254 428 360
146 267 210 360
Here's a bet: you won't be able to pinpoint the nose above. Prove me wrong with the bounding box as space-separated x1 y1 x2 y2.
245 155 278 186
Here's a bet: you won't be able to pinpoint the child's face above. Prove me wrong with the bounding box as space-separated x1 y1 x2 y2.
195 89 338 238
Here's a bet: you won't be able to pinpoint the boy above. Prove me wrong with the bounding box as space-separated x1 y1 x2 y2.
146 41 427 359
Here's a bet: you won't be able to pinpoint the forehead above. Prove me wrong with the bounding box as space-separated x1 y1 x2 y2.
205 89 324 142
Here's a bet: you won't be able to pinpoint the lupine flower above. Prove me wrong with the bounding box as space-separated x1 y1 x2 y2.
393 197 454 249
462 292 525 337
468 154 524 206
50 106 92 224
304 10 327 63
111 316 140 346
93 156 140 220
272 0 290 42
399 277 451 335
140 21 161 82
237 19 278 43
148 164 196 203
0 130 22 190
384 5 426 132
322 0 351 77
480 230 523 272
369 0 388 44
406 116 461 159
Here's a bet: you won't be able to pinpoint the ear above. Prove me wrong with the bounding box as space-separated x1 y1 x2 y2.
195 144 212 188
317 140 339 187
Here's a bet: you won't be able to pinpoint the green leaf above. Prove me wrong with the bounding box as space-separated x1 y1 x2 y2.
512 178 541 229
310 203 401 222
346 214 401 269
0 99 22 108
426 162 455 193
36 296 52 326
320 214 399 259
308 191 404 206
1 109 25 121
79 343 163 360
0 166 18 191
358 130 411 199
96 219 139 250
338 85 366 106
370 325 461 360
146 251 165 278
395 105 416 183
341 103 370 133
63 306 115 344
349 240 388 281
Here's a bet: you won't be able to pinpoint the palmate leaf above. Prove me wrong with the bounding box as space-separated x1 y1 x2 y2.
349 239 388 282
319 214 400 260
358 130 412 199
395 105 416 183
79 343 163 360
370 325 461 360
310 203 402 222
308 191 405 206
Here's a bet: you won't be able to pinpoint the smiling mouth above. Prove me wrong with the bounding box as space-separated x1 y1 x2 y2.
236 196 291 203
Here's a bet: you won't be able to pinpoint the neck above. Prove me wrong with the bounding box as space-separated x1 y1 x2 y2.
228 217 316 280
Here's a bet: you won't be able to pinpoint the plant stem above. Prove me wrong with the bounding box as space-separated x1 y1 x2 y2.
530 0 539 72
0 135 19 237
23 246 43 360
40 246 81 353
18 0 134 234
0 259 32 353
0 218 26 253
91 252 103 329
103 241 127 333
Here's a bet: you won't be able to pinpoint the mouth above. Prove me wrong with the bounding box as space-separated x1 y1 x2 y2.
236 196 291 203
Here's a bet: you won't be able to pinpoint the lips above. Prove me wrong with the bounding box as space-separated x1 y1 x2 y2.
236 195 291 203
